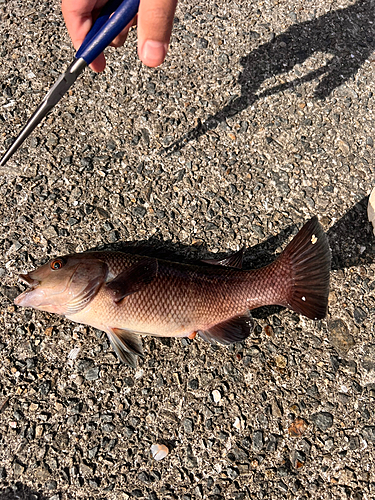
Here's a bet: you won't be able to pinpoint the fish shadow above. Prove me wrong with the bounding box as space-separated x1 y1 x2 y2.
0 483 48 500
11 200 373 324
164 0 375 153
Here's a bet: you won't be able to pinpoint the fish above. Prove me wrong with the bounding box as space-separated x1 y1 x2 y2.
14 216 331 367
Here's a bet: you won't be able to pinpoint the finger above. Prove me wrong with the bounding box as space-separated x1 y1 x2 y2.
62 0 102 49
61 0 107 72
137 0 178 67
88 53 106 72
110 28 129 48
110 15 137 47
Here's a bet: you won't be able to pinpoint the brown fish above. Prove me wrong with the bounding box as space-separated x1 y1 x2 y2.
14 217 330 367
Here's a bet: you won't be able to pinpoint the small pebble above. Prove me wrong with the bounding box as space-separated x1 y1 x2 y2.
288 417 308 437
212 390 221 403
327 318 355 354
35 424 44 438
362 426 375 442
233 417 243 431
68 347 81 360
182 418 194 433
13 462 25 475
151 444 169 461
275 355 287 369
68 217 79 226
336 139 350 155
252 430 264 451
311 412 333 431
44 326 53 337
85 367 99 381
354 307 367 324
188 378 199 390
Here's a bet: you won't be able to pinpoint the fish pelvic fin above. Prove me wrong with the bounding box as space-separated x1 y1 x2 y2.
199 312 254 345
106 328 144 367
277 216 331 320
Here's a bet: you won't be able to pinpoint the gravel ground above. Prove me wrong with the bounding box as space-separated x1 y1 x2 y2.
0 0 374 499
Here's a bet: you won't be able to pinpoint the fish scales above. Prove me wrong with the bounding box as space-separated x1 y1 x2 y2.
75 253 286 337
14 217 331 366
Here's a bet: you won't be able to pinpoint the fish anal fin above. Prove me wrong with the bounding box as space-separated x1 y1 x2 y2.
202 248 244 269
106 328 144 367
199 312 254 345
107 258 158 303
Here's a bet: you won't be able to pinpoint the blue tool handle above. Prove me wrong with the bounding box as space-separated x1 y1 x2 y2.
76 0 124 54
75 0 140 64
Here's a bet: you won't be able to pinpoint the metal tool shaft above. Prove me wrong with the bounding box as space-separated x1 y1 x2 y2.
0 58 87 167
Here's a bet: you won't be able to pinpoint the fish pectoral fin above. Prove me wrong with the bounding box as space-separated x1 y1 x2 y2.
201 248 244 269
198 312 254 345
106 258 158 303
106 328 144 367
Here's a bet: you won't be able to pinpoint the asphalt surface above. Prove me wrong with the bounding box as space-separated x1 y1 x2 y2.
0 0 374 499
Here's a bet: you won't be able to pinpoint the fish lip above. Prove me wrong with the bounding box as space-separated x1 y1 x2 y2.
14 274 41 307
19 274 40 289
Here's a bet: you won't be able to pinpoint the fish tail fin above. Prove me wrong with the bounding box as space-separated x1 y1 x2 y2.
276 216 331 320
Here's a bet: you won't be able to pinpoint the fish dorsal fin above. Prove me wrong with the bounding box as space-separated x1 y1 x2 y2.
65 261 108 316
198 312 254 345
202 248 244 269
107 328 144 367
106 258 158 303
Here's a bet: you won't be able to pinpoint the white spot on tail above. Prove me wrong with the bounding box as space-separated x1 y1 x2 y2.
311 234 318 244
302 296 306 301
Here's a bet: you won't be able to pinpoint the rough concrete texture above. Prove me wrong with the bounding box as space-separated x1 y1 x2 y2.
0 0 374 498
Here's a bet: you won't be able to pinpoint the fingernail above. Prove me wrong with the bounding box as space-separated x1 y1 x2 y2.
141 40 168 67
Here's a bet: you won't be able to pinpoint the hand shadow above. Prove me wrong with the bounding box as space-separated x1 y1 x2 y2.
164 0 375 153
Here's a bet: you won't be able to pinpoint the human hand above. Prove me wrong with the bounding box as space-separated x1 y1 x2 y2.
61 0 178 72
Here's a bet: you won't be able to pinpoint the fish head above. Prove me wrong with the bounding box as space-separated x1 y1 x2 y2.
14 254 108 315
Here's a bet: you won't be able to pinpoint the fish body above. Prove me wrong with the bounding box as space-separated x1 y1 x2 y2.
15 217 331 366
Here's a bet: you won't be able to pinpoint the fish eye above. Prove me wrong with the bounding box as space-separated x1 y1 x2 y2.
50 258 65 271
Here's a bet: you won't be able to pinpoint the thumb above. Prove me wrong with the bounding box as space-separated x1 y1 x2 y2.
137 0 178 67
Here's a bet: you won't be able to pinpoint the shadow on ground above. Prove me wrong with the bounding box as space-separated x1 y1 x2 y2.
111 196 373 270
328 195 374 270
0 483 47 500
164 0 375 153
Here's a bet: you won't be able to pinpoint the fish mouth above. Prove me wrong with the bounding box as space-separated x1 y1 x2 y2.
19 273 40 289
14 274 42 307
